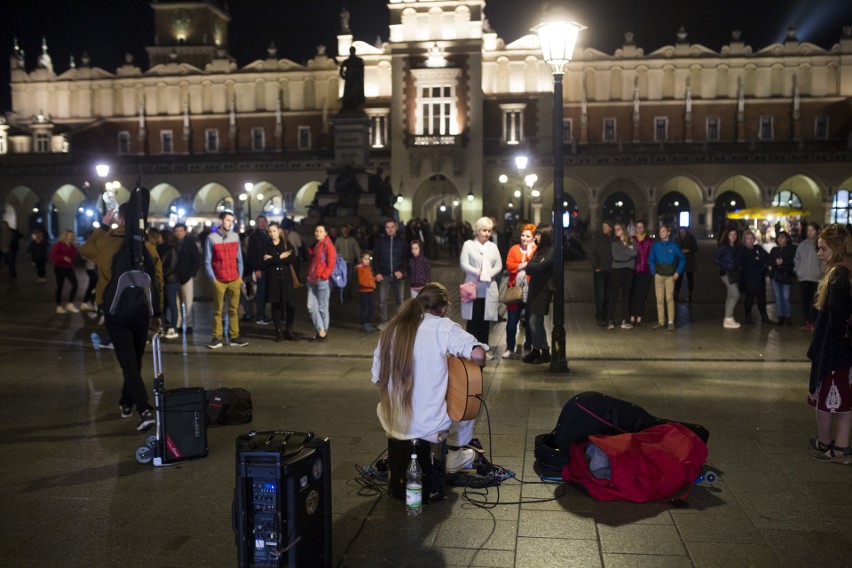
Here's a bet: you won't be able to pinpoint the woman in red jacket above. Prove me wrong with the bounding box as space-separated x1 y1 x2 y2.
503 224 536 358
306 224 336 341
51 230 80 314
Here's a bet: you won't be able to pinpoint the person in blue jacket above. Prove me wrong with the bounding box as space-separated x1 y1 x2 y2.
648 224 686 331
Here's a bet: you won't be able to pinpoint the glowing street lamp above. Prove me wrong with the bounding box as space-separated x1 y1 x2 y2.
535 10 585 374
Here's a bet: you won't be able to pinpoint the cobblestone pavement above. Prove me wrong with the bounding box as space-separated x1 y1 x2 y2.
0 239 849 568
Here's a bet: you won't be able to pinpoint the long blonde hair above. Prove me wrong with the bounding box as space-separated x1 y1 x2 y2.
613 222 631 246
376 282 451 429
814 224 852 310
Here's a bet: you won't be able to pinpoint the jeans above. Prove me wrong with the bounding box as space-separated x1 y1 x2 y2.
360 291 375 326
529 313 548 350
307 279 330 332
378 277 404 323
163 281 180 329
721 274 740 318
105 313 150 413
654 274 676 324
771 279 792 319
506 304 532 353
212 279 241 340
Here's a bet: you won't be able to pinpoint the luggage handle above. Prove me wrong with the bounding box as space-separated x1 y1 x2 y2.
152 333 162 379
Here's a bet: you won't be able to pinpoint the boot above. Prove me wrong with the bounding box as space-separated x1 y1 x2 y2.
273 322 282 342
538 348 551 364
744 314 754 325
283 326 296 341
523 349 541 364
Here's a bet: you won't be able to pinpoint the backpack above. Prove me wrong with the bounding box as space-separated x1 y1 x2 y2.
562 422 708 503
205 388 253 425
102 185 160 319
322 241 348 302
534 392 709 475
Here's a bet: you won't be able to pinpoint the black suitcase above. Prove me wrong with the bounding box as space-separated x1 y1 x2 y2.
535 391 710 473
135 335 208 465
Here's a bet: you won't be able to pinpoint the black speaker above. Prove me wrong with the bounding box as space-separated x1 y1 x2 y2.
233 431 331 568
154 387 208 466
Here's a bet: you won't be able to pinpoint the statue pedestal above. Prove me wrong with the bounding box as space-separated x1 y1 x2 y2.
331 112 370 170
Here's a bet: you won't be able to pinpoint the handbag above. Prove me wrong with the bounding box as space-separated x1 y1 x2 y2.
503 284 523 304
460 281 477 303
726 267 741 284
289 265 301 289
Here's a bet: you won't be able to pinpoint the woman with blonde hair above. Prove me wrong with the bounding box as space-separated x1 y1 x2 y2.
807 224 852 463
371 283 487 472
460 216 502 350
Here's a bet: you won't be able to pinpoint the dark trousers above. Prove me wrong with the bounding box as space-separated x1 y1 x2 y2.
466 298 490 345
54 266 78 305
35 258 47 279
743 286 768 320
105 314 150 414
629 272 652 319
506 304 532 352
2 251 17 278
163 281 180 328
674 271 695 299
83 268 98 303
608 268 634 323
271 301 295 328
359 291 375 326
800 280 818 323
594 270 610 322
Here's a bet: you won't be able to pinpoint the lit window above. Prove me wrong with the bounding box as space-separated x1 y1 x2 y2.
118 131 130 155
0 132 8 155
205 129 219 153
831 189 851 225
771 190 802 208
369 114 388 148
298 126 311 150
503 110 522 145
251 128 265 151
419 84 454 135
161 130 174 154
35 132 50 153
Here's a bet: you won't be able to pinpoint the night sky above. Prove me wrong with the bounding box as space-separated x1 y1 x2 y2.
1 0 851 113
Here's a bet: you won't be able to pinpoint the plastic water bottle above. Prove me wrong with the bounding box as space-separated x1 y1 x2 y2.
405 453 423 516
91 332 101 350
102 191 118 212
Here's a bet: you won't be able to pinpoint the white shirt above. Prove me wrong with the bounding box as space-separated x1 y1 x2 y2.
371 313 487 442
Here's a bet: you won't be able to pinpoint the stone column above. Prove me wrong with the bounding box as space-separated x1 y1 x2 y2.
531 202 543 225
704 202 715 236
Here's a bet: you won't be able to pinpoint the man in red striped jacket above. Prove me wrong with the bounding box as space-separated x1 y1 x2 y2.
205 210 248 348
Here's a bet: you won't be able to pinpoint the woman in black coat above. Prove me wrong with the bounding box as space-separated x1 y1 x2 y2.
523 224 554 365
738 230 769 324
807 224 852 463
263 222 298 341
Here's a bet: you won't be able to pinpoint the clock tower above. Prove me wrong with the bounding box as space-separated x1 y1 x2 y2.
147 1 231 68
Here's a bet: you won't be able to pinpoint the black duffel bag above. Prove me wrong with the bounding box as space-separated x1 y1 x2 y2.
206 388 253 425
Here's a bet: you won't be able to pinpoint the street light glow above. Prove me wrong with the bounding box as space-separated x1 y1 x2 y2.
533 17 585 73
499 174 508 184
515 156 528 171
514 190 521 198
95 164 110 178
244 182 253 192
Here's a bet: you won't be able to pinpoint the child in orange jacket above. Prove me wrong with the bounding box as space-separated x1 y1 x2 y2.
356 251 377 332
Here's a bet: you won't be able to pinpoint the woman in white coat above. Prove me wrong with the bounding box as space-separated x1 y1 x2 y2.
460 217 503 349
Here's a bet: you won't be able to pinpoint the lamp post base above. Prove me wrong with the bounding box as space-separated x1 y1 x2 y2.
549 324 570 374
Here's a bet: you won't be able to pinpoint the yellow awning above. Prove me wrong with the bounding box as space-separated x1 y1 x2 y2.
726 207 809 220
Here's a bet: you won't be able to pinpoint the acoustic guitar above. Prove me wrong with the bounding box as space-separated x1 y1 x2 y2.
446 355 483 421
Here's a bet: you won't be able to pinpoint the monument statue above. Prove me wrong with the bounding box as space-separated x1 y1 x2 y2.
339 46 365 112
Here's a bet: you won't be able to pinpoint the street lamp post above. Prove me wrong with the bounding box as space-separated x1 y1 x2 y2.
534 12 585 375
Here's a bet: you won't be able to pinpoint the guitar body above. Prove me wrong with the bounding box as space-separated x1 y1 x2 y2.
446 356 483 421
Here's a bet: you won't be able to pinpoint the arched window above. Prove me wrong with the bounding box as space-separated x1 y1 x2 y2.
771 190 802 208
602 192 635 224
831 189 851 225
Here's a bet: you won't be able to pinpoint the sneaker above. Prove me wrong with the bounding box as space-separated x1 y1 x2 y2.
208 338 224 349
66 302 80 313
120 404 133 419
651 323 665 330
136 409 156 432
606 322 616 330
446 448 475 473
501 349 513 358
620 321 633 329
485 352 494 361
80 302 93 311
56 305 67 314
164 328 179 339
100 341 114 350
241 314 255 322
813 446 852 464
256 318 271 325
666 322 676 332
230 336 249 347
723 317 741 329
